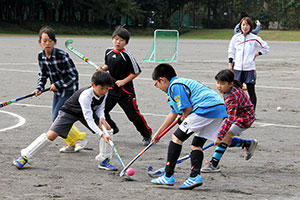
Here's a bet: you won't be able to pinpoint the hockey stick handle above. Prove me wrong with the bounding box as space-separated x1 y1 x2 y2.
120 118 178 177
65 39 99 69
109 140 126 169
155 118 178 142
0 87 50 108
101 125 126 169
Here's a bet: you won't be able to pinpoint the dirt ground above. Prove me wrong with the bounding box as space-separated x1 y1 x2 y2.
0 36 300 200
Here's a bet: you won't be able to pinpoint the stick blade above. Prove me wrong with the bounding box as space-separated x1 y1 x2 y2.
65 39 73 47
147 166 164 178
119 170 126 177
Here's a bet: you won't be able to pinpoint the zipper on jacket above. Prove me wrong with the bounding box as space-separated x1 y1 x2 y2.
241 34 246 71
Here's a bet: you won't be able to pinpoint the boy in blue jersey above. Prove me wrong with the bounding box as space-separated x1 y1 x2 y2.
150 63 227 190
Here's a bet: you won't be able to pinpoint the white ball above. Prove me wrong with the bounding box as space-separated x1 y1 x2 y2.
277 106 282 111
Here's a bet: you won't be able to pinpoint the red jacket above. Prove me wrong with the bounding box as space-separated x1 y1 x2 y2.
218 86 255 140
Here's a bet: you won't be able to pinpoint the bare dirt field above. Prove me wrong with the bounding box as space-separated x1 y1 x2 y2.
0 36 300 200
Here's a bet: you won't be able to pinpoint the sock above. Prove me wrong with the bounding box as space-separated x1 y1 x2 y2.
20 133 51 159
229 137 251 148
190 150 204 177
165 141 182 177
211 142 228 168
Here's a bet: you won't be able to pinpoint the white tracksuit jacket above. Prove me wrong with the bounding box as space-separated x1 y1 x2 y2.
228 33 269 71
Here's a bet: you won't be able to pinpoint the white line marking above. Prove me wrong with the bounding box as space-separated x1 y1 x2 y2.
0 110 26 132
12 103 300 129
0 67 299 91
254 122 300 128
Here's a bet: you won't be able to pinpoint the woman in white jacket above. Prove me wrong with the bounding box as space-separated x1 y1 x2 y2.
228 17 269 111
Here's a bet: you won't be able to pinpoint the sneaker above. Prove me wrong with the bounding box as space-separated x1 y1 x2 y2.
201 162 221 173
13 156 28 169
74 138 88 152
59 145 75 153
179 174 203 190
98 159 118 171
142 136 152 146
151 173 174 186
245 139 258 160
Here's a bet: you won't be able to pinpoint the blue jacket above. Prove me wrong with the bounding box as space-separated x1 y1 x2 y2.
167 77 227 118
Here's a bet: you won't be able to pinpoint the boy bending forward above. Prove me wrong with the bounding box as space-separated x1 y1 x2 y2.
151 63 227 190
13 71 114 169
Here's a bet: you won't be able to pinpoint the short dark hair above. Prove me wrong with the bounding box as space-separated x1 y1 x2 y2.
215 69 241 88
39 26 57 42
91 71 113 86
152 63 177 81
112 25 130 44
239 17 254 34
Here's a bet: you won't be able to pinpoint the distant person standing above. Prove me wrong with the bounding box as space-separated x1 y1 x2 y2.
228 17 269 111
234 12 261 35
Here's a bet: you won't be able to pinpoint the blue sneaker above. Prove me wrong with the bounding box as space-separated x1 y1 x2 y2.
98 159 118 171
151 173 174 186
13 156 28 169
179 174 203 190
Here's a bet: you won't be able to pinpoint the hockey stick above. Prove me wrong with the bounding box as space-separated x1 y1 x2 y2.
101 125 133 180
147 142 214 178
119 119 178 177
0 87 50 108
65 39 123 91
65 39 98 69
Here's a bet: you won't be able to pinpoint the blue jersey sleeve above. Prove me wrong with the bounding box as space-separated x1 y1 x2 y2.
170 84 192 112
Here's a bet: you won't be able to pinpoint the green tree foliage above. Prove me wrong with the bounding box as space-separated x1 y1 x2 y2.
0 0 299 29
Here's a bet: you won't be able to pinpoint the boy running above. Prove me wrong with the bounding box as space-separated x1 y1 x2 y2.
13 71 115 170
201 69 257 173
97 26 152 146
35 26 87 153
150 63 227 190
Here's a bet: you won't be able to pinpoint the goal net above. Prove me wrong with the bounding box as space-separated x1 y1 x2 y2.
142 29 179 62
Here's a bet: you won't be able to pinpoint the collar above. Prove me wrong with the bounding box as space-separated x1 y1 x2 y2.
167 76 178 94
41 47 56 59
89 87 101 100
113 48 125 53
223 86 234 98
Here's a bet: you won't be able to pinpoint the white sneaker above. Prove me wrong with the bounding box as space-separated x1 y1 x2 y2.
75 138 88 152
245 139 257 160
59 145 75 153
201 162 221 173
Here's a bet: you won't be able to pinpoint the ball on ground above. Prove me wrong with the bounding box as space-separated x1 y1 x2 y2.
126 168 135 176
277 106 282 111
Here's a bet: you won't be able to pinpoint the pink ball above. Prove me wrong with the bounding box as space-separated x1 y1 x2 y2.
126 168 135 176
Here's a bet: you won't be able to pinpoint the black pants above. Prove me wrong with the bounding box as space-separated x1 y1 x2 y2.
246 83 256 111
104 91 152 138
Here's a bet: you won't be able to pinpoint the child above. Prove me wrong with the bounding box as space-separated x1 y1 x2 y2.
228 17 269 111
13 71 116 170
150 63 227 190
201 69 257 173
97 26 152 146
34 26 87 153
